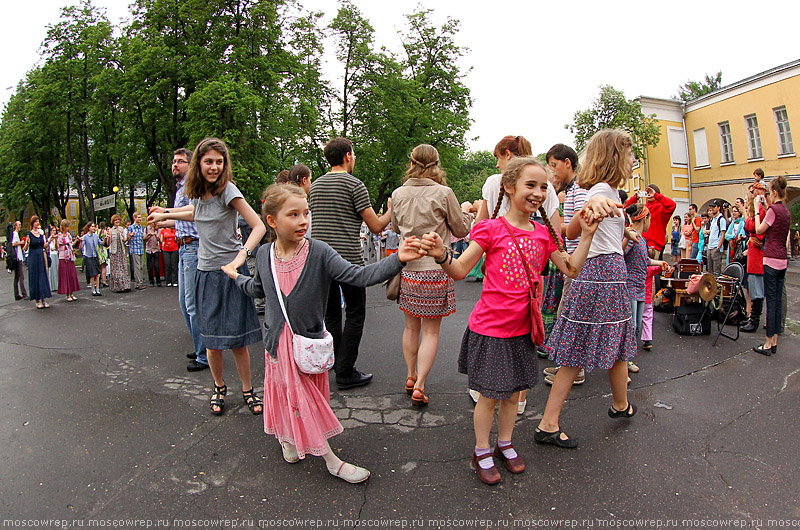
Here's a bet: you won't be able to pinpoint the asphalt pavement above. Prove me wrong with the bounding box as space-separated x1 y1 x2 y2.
0 261 798 529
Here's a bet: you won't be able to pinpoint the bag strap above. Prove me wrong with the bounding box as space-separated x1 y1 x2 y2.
269 243 295 335
499 218 537 300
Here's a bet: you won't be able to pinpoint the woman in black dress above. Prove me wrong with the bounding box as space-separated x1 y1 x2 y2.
23 216 54 309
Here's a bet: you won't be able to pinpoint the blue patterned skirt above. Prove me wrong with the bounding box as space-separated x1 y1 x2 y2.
546 253 636 371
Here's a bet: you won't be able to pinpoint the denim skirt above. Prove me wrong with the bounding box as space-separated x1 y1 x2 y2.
196 266 261 350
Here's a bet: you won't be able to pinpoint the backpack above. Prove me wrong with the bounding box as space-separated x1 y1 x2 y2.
716 216 729 251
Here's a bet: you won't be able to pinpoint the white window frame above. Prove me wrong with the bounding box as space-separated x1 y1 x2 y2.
630 173 641 194
69 203 76 217
744 114 763 160
671 174 690 192
667 126 688 168
693 128 710 169
774 106 794 155
718 121 734 164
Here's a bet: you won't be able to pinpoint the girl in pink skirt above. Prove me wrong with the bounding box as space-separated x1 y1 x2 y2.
223 184 422 484
56 219 81 301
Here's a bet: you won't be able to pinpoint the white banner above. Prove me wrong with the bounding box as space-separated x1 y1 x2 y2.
93 194 116 211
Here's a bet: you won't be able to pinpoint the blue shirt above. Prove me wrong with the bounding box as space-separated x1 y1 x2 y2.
625 235 650 302
175 177 200 240
128 224 144 255
82 233 101 258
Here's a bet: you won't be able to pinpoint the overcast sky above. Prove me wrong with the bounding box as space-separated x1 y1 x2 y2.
3 0 799 156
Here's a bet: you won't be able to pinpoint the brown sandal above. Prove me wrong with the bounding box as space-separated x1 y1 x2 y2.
405 376 417 395
411 388 429 407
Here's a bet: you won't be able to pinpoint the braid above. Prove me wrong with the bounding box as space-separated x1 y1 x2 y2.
491 187 504 219
538 205 575 275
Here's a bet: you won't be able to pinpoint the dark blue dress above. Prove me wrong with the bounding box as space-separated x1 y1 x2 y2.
27 232 52 300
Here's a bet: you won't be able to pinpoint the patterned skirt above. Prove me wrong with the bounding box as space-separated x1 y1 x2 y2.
546 253 636 372
458 328 538 400
108 249 130 292
398 269 456 318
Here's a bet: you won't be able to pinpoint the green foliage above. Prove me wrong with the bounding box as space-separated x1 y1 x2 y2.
567 85 661 160
675 72 722 103
449 150 495 203
0 0 474 219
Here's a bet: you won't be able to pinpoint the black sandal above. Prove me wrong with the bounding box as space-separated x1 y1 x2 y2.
210 383 227 416
608 402 637 419
242 388 263 415
534 428 578 449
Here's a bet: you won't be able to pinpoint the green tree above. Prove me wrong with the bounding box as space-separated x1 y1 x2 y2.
567 85 661 160
675 72 722 103
449 150 495 203
349 8 473 207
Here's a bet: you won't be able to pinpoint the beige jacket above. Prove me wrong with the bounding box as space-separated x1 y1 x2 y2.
390 178 472 272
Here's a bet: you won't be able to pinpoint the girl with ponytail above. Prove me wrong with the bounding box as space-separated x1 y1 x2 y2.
419 157 600 485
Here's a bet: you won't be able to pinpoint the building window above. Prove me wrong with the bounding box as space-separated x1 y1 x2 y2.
630 173 641 194
667 127 688 167
718 121 734 164
744 114 762 160
69 203 76 217
693 128 709 168
774 106 794 155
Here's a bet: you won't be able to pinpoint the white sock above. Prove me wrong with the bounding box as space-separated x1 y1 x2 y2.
321 442 355 475
497 440 517 459
474 446 494 469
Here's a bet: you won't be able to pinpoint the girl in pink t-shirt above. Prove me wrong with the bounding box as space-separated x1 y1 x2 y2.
420 157 599 485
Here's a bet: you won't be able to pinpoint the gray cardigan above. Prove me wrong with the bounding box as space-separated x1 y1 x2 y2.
235 238 405 358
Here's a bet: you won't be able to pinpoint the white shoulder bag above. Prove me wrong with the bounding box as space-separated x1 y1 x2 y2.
270 244 335 374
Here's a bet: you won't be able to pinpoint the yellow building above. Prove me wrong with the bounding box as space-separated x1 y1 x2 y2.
633 97 691 218
639 59 799 215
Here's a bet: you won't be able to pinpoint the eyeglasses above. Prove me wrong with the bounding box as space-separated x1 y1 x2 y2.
172 160 188 165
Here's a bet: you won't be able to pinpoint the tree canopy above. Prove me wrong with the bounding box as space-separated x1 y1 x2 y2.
0 0 476 226
675 72 722 103
567 85 661 160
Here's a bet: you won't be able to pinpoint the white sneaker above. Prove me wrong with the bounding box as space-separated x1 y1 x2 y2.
280 442 299 464
469 389 480 403
328 462 370 483
517 400 527 415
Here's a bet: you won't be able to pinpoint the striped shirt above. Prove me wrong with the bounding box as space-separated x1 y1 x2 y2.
308 171 372 265
175 177 200 239
562 179 588 254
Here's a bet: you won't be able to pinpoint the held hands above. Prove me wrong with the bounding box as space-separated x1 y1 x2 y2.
578 212 601 236
397 236 423 263
580 197 624 223
657 260 671 273
220 262 239 280
419 232 445 259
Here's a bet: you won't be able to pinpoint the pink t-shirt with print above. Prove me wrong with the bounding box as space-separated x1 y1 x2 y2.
468 218 559 338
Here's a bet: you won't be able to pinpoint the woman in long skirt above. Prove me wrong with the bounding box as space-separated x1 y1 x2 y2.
105 214 131 292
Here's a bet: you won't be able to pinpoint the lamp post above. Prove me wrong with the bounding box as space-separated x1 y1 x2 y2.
112 186 119 216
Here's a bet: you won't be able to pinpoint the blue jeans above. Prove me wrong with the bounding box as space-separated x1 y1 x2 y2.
690 244 699 261
631 300 645 341
179 241 206 364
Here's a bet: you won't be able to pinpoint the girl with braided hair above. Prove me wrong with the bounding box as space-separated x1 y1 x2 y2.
420 157 600 485
390 144 473 406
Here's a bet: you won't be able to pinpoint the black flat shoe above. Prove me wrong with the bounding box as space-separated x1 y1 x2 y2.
187 360 210 372
187 352 197 360
753 345 775 356
336 370 373 390
608 402 637 419
534 428 578 449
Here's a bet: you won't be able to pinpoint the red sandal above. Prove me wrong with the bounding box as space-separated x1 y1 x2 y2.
405 376 417 395
411 388 429 407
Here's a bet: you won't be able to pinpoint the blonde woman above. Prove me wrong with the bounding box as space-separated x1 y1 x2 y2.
105 214 131 292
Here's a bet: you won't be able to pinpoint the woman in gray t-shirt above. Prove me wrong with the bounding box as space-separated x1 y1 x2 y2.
149 138 267 417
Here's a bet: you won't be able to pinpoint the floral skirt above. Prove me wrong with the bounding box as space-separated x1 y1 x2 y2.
546 253 636 372
108 250 130 292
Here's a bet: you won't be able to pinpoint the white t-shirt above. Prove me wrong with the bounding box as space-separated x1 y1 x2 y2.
586 182 624 258
12 232 24 261
481 173 559 219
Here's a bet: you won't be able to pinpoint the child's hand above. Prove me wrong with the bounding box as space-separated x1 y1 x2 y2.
581 197 623 222
220 262 239 280
659 261 670 272
419 232 444 258
147 212 163 226
579 212 601 235
397 236 422 263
